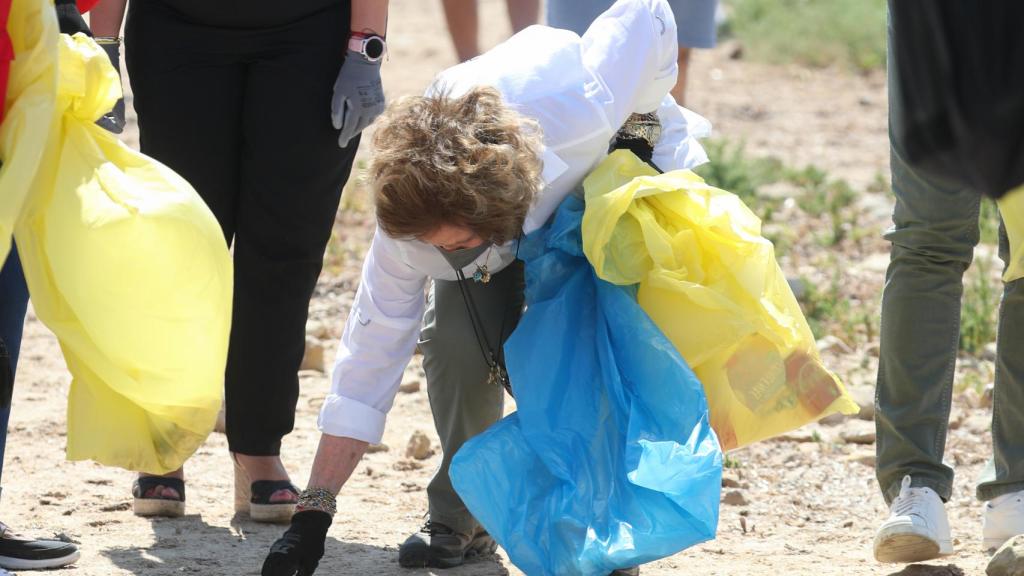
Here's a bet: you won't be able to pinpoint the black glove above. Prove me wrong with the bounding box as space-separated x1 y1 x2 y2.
95 40 126 134
262 510 332 576
54 0 91 36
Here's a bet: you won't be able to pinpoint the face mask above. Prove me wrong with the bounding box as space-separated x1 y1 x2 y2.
436 243 492 271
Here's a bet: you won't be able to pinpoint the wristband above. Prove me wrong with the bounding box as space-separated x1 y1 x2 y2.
296 487 337 516
348 31 386 62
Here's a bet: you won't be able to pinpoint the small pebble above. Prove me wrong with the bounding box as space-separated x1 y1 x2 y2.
399 379 422 394
405 431 434 460
988 534 1024 576
722 490 749 506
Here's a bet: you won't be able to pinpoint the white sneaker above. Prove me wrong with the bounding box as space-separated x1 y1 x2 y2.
983 490 1024 551
874 475 954 563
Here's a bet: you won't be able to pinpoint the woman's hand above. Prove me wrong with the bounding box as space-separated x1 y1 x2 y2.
332 0 389 148
262 434 367 574
261 510 332 576
54 0 90 35
330 51 385 148
95 39 126 134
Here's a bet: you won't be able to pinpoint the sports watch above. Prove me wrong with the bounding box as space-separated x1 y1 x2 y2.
349 32 387 62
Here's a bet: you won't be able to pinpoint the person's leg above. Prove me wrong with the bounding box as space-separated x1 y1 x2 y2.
227 2 357 472
123 0 246 503
672 47 691 105
441 0 479 62
667 0 718 105
401 260 524 566
505 0 539 33
874 134 980 506
0 251 80 570
125 0 245 245
421 264 525 532
875 8 982 505
977 219 1024 549
873 11 979 563
980 219 1024 496
0 247 30 487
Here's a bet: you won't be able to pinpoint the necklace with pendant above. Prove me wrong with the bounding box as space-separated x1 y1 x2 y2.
472 245 495 283
453 237 521 396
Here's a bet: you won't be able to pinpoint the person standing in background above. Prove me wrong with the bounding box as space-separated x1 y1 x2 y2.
89 0 389 523
440 0 539 62
547 0 718 105
0 256 80 572
872 0 1024 564
0 1 116 569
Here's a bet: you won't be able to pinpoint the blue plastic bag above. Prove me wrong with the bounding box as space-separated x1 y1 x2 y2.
450 196 723 576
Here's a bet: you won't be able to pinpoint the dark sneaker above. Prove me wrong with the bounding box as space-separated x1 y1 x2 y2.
398 520 497 569
611 568 640 576
0 522 80 570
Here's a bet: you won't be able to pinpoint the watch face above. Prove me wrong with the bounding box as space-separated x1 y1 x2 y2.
365 37 385 60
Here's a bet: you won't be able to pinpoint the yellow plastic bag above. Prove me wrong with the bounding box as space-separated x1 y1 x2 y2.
3 26 232 474
998 186 1024 282
0 0 57 264
582 151 857 450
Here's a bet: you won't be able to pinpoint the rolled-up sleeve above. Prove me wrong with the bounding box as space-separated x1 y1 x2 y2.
317 228 428 444
582 0 680 129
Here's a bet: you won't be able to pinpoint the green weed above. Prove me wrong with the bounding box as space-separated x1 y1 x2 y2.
339 163 371 214
960 249 999 356
979 198 1001 246
694 139 784 208
957 198 1001 355
789 166 858 246
800 264 849 340
868 171 891 195
724 0 887 72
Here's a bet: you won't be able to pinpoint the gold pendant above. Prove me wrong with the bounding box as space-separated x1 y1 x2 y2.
488 365 512 395
473 264 491 283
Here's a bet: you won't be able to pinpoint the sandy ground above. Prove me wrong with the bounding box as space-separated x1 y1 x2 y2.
3 1 1004 574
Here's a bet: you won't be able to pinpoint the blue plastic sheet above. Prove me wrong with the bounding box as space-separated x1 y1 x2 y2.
450 196 723 576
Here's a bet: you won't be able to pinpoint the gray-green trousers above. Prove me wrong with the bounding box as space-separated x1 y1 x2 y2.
418 261 525 533
876 12 1024 504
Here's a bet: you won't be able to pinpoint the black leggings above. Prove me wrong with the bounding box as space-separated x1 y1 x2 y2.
125 0 358 456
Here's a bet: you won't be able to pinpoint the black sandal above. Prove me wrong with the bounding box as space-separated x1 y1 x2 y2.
232 459 298 523
132 476 185 518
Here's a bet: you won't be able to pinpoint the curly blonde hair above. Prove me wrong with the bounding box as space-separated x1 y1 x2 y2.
369 86 544 245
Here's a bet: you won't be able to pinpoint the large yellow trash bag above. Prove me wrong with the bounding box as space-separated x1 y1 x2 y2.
0 0 57 264
582 151 858 450
8 32 232 474
998 186 1024 282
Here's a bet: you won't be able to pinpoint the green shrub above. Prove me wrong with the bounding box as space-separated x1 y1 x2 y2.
694 139 784 206
960 250 999 355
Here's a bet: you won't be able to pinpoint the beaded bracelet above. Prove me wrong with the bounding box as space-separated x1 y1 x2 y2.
296 487 337 516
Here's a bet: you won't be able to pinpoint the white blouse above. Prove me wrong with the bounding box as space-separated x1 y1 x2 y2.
318 0 712 443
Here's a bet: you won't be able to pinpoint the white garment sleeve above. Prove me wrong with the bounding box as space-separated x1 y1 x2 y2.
582 0 680 130
317 228 428 444
653 95 713 171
